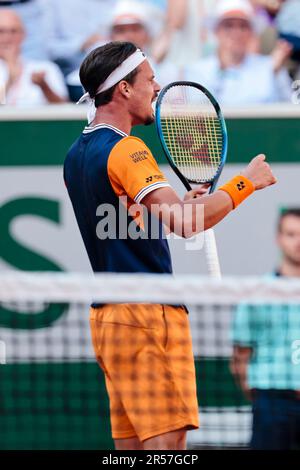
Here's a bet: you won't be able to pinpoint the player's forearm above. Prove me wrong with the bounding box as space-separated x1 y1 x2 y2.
183 174 257 235
143 176 255 238
144 189 232 238
184 190 234 233
159 191 233 238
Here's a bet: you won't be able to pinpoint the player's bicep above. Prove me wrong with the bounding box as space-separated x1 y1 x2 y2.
142 187 186 236
141 185 181 207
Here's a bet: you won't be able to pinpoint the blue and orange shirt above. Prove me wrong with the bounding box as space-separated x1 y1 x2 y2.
64 124 172 274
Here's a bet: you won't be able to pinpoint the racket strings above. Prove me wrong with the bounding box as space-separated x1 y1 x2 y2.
160 85 223 183
162 116 222 180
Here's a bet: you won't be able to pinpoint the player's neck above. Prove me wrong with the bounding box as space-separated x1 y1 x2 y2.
280 259 300 278
92 104 132 135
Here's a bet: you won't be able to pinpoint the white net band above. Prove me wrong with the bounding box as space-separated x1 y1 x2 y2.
0 272 299 304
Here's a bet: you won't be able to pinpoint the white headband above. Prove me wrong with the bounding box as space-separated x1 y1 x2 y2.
77 49 146 108
97 49 146 94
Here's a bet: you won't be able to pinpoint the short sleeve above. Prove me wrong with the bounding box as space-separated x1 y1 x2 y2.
231 303 255 347
107 136 170 203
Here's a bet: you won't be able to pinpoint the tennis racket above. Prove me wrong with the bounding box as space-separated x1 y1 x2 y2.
155 81 228 278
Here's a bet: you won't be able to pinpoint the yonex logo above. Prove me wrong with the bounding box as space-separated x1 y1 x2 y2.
146 175 164 183
237 181 246 191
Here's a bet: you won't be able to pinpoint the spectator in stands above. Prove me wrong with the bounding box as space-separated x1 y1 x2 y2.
109 0 180 84
276 0 300 79
184 0 292 105
66 1 181 102
251 0 284 17
111 0 204 66
230 208 300 450
0 9 68 105
151 0 191 64
44 0 117 76
150 0 217 65
246 1 289 56
0 0 47 60
110 1 155 54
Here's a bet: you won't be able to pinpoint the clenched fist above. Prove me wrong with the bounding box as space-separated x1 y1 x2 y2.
242 154 277 190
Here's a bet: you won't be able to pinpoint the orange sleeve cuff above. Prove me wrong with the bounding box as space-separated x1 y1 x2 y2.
218 175 255 209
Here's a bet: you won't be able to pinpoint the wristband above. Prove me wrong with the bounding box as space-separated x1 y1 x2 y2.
218 175 255 209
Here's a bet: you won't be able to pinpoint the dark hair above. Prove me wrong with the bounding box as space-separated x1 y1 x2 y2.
278 208 300 232
79 41 139 107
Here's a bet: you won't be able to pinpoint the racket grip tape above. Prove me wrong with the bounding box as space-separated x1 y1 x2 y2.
218 175 255 209
204 228 222 279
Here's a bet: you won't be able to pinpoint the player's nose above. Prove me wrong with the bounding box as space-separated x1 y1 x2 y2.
154 80 161 94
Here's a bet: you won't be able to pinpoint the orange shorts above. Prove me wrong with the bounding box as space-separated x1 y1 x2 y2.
89 303 199 442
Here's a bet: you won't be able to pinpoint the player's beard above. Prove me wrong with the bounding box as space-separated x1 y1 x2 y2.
144 99 157 125
144 110 155 126
145 116 155 126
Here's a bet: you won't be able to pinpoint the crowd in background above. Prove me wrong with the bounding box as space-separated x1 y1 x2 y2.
0 0 299 106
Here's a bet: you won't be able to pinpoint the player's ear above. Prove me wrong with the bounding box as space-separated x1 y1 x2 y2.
118 80 131 99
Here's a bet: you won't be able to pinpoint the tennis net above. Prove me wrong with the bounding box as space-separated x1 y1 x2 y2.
0 272 300 450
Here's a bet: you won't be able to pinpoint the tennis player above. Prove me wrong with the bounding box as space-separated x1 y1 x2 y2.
64 41 276 450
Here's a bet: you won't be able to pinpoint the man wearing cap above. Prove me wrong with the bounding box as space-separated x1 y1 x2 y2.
66 0 179 102
109 0 180 86
184 0 291 105
66 0 182 102
64 41 276 450
110 0 158 54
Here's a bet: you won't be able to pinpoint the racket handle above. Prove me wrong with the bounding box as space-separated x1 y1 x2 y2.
204 228 222 279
